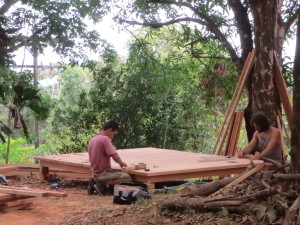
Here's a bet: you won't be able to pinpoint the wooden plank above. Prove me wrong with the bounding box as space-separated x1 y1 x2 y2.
132 167 248 184
209 162 265 197
46 191 67 197
0 193 17 201
273 52 293 128
223 112 237 156
277 110 290 141
0 200 33 213
276 115 289 157
0 185 67 197
213 50 255 155
227 112 244 156
0 188 47 197
2 198 33 208
0 194 33 202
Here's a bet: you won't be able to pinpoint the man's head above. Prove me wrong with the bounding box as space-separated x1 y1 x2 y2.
102 120 119 139
250 112 270 133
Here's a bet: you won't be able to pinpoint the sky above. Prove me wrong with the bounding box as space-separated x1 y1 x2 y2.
12 13 297 67
12 16 133 67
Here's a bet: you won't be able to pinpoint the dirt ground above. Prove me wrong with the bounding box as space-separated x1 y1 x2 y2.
0 177 255 225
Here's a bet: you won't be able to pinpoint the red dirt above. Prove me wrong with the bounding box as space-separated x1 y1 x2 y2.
0 177 253 225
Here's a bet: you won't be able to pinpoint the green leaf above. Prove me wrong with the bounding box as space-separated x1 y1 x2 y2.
216 207 229 216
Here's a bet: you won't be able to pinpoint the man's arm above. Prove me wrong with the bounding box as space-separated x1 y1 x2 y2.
111 153 127 168
237 132 258 158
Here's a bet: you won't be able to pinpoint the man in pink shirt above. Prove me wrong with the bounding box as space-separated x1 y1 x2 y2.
88 120 131 195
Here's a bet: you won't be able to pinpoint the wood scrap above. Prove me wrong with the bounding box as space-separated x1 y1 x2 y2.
209 163 265 197
162 159 300 224
282 195 300 225
0 185 67 197
0 184 67 213
273 173 300 181
0 187 47 197
182 161 256 197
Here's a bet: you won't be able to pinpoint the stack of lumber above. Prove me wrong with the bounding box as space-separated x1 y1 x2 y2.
0 164 90 179
212 50 255 156
0 185 67 213
0 164 39 178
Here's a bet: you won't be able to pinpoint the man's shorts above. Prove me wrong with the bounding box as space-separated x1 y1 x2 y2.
94 170 132 185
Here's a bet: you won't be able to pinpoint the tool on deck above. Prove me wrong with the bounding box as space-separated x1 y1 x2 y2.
122 162 147 171
198 155 236 162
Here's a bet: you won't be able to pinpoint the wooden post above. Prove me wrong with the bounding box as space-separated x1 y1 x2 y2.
39 163 49 182
273 52 293 129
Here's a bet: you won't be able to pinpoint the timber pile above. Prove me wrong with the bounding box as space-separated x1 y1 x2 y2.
0 185 67 213
0 164 89 179
162 159 300 225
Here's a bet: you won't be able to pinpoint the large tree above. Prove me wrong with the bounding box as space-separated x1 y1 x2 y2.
115 0 300 139
291 11 300 172
0 0 109 66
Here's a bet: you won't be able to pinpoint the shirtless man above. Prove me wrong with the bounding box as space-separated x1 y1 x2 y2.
237 113 284 164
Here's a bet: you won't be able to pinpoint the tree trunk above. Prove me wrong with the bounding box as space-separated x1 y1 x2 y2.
291 12 300 173
5 110 11 164
33 51 39 149
244 0 284 140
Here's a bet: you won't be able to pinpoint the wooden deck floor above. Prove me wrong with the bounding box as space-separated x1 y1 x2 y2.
34 148 264 186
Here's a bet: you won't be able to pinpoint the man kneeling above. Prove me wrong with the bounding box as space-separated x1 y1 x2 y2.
88 120 132 195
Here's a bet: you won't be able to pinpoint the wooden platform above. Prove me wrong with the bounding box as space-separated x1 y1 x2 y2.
34 148 264 187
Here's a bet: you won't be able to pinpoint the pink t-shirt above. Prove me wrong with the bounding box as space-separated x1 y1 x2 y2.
88 133 117 177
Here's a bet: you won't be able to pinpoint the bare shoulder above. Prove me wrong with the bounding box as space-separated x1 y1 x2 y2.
271 127 281 136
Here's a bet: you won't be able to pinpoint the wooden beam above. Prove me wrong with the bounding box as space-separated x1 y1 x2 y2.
213 50 255 154
276 115 289 157
0 188 47 197
209 162 265 197
221 112 236 156
0 185 67 197
273 52 293 129
227 112 244 156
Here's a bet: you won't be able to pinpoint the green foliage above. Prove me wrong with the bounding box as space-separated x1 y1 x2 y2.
45 26 241 154
0 138 35 164
49 66 98 153
0 0 111 65
0 67 51 143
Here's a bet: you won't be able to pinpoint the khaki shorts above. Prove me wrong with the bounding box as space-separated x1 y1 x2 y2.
94 171 132 185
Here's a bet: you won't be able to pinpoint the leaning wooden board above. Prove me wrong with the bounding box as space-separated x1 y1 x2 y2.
34 148 266 187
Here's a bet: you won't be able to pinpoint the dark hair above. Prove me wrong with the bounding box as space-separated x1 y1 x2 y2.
250 113 270 131
102 120 119 131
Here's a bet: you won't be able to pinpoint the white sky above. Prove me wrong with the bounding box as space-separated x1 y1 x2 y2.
12 13 297 67
12 16 132 66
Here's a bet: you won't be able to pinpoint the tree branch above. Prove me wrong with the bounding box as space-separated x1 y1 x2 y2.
117 17 207 28
184 36 217 47
0 0 16 16
227 0 253 66
284 7 300 32
134 0 240 70
118 0 240 68
7 26 47 52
